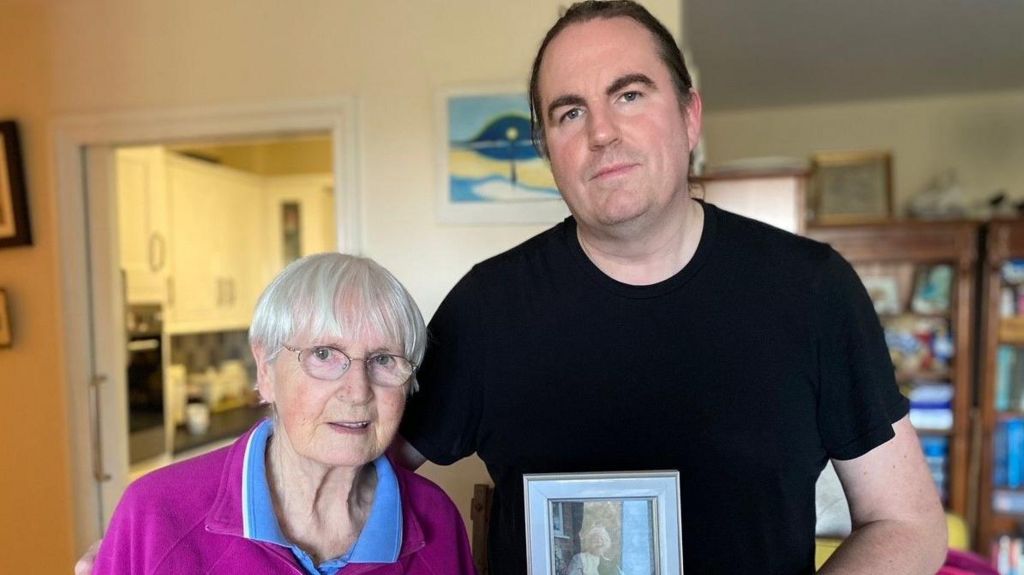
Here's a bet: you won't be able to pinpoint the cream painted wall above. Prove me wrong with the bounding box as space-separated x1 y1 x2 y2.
0 2 77 574
703 89 1024 216
48 0 680 333
0 0 682 569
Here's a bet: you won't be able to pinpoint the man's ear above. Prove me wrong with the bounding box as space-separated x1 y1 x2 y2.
684 89 703 154
252 344 276 404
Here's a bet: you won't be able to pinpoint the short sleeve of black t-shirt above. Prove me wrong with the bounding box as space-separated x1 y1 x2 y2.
813 247 909 460
400 267 488 464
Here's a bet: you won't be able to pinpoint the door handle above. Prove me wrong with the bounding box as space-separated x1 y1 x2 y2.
148 233 166 272
90 374 112 482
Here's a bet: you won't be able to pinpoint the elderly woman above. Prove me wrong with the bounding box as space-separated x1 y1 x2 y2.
94 253 475 573
566 526 622 575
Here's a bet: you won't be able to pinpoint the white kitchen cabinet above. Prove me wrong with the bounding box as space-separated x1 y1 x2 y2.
164 154 265 333
117 147 168 304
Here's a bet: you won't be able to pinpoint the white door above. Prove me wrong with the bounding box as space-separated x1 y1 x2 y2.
84 146 134 528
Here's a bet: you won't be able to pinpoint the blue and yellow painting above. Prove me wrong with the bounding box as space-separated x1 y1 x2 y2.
448 93 560 204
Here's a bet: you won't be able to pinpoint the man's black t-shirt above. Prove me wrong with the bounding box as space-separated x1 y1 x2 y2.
400 202 908 574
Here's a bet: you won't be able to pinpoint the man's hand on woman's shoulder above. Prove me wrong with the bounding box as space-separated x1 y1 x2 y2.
74 540 101 575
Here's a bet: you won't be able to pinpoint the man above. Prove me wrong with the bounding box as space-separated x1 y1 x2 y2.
78 2 946 574
395 1 946 574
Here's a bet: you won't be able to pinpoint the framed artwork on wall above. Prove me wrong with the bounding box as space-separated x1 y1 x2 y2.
523 470 683 575
0 121 31 248
0 289 11 348
810 150 893 224
436 87 567 224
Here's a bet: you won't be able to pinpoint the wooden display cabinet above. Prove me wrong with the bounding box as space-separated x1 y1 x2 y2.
977 220 1024 553
808 221 978 521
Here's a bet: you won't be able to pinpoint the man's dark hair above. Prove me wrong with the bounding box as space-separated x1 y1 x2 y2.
528 0 694 157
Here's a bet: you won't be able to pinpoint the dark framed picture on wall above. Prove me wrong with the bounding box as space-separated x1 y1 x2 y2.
0 289 11 348
810 150 893 224
0 121 31 248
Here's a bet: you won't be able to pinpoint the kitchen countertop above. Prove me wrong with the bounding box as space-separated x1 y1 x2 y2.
173 404 269 454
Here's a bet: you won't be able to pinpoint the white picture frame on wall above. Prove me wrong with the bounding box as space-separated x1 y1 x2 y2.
523 470 683 575
436 86 568 224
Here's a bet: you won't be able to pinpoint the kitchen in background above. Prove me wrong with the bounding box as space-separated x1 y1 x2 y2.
117 136 336 477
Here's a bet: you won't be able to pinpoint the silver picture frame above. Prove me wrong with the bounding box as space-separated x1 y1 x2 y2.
523 470 683 575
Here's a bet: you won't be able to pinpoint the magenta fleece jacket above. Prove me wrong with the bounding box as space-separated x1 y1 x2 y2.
94 424 477 574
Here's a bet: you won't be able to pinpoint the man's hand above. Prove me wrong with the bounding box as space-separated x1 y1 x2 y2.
74 540 101 575
388 434 428 471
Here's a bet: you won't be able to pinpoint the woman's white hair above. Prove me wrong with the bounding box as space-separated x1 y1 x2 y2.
582 525 612 553
248 253 427 393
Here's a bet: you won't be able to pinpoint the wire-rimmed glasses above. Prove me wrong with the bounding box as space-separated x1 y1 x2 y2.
282 345 416 388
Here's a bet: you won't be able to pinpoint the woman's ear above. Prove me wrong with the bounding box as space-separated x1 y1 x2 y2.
252 344 276 404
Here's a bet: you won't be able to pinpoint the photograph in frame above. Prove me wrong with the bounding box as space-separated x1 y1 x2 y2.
861 275 903 316
436 88 567 224
810 150 892 224
0 120 32 248
524 471 683 575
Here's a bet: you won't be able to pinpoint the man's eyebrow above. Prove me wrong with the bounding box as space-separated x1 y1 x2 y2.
606 73 656 96
546 94 587 122
544 74 656 123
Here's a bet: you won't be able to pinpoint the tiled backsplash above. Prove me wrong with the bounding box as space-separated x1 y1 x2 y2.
170 330 256 381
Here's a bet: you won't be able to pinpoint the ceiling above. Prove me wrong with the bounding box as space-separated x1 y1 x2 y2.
685 0 1024 112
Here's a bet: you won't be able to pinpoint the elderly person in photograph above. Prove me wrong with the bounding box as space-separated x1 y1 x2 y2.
566 526 622 575
93 253 475 574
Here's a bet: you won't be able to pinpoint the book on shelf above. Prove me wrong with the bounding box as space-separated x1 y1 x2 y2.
997 422 1009 488
999 346 1016 412
908 383 954 432
1013 349 1024 412
993 489 1024 515
920 436 949 502
993 346 1024 412
998 418 1024 490
993 534 1024 575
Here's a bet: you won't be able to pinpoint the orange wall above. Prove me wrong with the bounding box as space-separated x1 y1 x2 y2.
0 2 76 573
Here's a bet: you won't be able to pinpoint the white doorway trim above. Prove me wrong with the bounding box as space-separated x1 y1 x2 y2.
53 99 361 554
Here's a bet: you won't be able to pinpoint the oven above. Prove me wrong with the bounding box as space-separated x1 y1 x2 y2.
125 304 165 464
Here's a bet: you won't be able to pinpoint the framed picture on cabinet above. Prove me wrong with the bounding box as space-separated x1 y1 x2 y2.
523 470 683 575
436 87 567 224
0 121 32 248
911 264 954 314
862 275 903 315
810 150 892 223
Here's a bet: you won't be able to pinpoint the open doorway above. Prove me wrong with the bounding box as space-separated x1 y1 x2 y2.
117 136 335 483
55 101 359 554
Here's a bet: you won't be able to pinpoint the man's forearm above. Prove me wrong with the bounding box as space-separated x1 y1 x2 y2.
818 517 947 574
